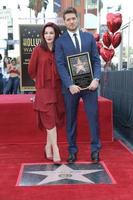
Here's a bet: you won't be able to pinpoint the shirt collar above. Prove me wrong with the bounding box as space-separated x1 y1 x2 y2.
67 29 80 38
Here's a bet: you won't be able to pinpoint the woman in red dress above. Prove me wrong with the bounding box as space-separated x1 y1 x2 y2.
28 22 65 164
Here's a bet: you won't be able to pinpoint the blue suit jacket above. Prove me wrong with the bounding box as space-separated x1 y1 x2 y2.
55 30 101 90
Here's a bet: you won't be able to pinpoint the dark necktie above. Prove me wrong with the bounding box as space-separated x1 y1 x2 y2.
73 33 80 53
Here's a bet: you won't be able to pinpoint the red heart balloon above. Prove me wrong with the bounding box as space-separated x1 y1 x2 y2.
112 32 122 48
102 32 112 47
96 41 103 54
100 47 115 62
94 33 100 41
107 13 122 33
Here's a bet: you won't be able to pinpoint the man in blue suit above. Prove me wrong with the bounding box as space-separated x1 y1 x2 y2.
55 7 102 163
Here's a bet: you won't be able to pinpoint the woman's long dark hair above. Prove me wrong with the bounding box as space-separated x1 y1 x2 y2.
40 22 61 52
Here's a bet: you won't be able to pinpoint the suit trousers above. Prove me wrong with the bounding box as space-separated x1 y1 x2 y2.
63 88 101 154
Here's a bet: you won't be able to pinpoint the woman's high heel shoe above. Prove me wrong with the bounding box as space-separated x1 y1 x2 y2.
45 145 53 160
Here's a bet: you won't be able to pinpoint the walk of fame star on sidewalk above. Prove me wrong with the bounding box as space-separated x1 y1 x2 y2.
17 162 116 186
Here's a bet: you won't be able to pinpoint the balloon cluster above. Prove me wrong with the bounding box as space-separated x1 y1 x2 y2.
94 13 122 63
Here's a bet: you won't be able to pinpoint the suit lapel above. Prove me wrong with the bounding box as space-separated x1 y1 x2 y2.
64 31 78 53
63 31 88 54
80 31 85 52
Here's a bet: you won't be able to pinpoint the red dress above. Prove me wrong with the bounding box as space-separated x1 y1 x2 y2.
28 45 65 130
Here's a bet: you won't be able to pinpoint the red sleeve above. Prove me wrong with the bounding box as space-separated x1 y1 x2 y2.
28 46 39 79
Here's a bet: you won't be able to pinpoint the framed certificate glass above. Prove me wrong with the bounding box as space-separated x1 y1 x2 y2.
67 52 93 89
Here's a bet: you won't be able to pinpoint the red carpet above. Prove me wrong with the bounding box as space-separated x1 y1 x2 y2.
0 141 133 200
0 94 113 144
1 94 131 200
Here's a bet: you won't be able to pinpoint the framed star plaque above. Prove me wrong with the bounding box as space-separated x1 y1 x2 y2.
67 52 93 89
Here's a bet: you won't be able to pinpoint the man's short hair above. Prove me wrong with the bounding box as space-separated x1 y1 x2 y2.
63 7 78 20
